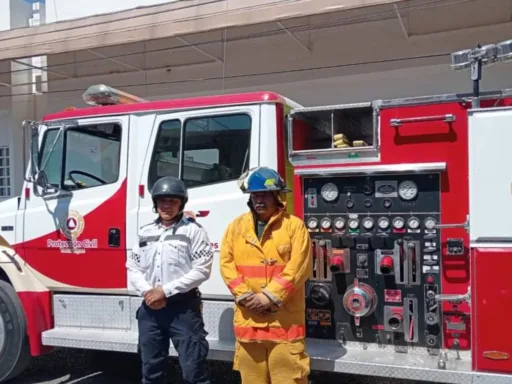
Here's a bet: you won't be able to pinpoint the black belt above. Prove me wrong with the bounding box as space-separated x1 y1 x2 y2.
166 288 200 303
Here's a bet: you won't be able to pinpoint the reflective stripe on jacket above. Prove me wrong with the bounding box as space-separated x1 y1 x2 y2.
220 209 313 343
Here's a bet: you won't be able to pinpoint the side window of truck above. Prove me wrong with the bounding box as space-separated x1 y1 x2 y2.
148 113 251 189
38 123 122 191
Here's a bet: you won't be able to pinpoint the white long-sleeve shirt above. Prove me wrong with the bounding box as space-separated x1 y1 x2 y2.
126 217 214 298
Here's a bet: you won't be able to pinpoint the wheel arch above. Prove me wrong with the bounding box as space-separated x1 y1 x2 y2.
0 244 54 357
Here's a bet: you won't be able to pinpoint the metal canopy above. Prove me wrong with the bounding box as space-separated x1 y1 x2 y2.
0 0 406 61
0 0 510 100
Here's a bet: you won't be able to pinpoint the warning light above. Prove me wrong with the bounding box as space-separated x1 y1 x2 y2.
82 84 147 106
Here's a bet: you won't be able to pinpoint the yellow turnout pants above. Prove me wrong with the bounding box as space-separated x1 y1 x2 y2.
233 339 310 384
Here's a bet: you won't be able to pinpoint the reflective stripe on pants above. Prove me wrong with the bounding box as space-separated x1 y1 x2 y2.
233 339 310 384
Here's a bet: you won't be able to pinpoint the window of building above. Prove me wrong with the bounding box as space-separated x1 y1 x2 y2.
38 123 122 191
148 113 251 190
0 146 11 198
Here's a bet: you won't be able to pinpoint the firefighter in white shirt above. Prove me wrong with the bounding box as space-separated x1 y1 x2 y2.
126 176 213 384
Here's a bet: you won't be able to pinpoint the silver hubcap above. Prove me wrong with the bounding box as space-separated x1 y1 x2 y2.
0 313 6 354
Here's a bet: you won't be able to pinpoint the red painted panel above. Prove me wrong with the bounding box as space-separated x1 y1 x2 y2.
380 103 472 351
17 291 53 356
472 248 512 374
43 91 284 122
15 180 128 289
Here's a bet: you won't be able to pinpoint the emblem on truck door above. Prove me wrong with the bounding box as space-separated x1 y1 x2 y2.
47 209 98 253
61 210 85 240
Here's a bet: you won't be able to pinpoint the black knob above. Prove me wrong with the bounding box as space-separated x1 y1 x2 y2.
371 236 385 249
355 236 370 250
384 236 396 249
346 199 355 209
331 235 343 249
342 236 355 248
310 284 330 306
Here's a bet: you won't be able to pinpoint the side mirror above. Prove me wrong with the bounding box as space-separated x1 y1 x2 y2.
32 170 49 197
29 124 41 177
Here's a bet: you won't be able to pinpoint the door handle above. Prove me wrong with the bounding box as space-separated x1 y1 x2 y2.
108 228 121 247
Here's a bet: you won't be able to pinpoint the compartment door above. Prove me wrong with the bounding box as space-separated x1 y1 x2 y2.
468 107 512 245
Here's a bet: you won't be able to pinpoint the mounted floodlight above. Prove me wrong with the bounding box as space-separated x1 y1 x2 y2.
450 39 511 107
497 39 512 62
82 84 148 106
450 49 471 71
450 44 498 71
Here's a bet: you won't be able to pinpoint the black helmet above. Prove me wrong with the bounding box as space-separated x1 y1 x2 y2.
151 176 188 205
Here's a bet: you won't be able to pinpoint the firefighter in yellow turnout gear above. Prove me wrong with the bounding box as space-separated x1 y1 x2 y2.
220 167 313 384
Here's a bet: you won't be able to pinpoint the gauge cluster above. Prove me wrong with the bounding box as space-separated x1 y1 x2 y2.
303 173 442 351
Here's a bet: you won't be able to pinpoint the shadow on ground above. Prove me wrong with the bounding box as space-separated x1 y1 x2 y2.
12 348 448 384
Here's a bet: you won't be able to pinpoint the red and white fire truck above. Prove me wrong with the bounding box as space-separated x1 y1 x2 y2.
1 43 512 383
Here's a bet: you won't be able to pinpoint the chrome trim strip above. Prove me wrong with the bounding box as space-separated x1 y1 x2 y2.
289 102 373 114
378 88 512 109
294 162 447 176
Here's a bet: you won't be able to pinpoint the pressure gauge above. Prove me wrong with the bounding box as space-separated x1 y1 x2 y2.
362 217 374 230
398 180 418 201
393 217 405 230
307 217 319 229
407 217 420 230
333 217 345 230
348 218 359 230
321 183 339 202
378 217 390 230
424 217 436 230
320 217 332 230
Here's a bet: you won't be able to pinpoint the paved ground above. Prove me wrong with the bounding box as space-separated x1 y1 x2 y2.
13 348 444 384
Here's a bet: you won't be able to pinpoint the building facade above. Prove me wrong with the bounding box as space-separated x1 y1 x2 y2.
0 0 511 200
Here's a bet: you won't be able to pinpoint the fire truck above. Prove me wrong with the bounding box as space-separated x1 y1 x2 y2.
1 40 512 383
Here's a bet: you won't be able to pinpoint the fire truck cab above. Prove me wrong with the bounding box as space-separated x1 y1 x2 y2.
2 68 512 383
0 85 299 382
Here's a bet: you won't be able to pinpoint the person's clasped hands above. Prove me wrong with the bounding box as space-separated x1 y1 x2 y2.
144 287 167 310
240 292 276 315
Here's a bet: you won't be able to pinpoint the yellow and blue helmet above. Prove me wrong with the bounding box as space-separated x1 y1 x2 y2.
237 166 291 194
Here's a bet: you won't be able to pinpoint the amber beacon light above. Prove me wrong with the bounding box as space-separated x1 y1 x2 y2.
82 84 148 106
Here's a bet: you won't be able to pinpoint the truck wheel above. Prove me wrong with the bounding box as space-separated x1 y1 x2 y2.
0 280 31 383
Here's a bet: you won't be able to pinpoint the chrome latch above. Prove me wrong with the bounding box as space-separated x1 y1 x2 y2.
433 215 469 233
435 287 471 304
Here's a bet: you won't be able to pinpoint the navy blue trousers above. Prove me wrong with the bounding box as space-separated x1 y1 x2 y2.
137 290 211 384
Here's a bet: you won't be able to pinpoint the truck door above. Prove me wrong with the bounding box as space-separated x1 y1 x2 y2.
20 116 129 291
468 106 512 373
136 105 261 299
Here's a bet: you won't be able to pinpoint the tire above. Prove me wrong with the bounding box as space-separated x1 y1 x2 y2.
0 280 31 383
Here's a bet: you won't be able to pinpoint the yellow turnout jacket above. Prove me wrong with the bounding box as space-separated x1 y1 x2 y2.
220 208 313 343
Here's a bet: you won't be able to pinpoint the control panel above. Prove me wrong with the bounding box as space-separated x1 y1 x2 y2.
303 173 442 350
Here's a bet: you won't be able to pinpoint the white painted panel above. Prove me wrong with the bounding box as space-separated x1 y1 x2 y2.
469 107 512 245
135 105 262 299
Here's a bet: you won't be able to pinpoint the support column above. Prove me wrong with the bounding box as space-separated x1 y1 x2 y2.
9 0 47 197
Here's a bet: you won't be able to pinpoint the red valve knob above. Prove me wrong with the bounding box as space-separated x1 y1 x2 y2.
330 255 344 272
380 255 394 274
